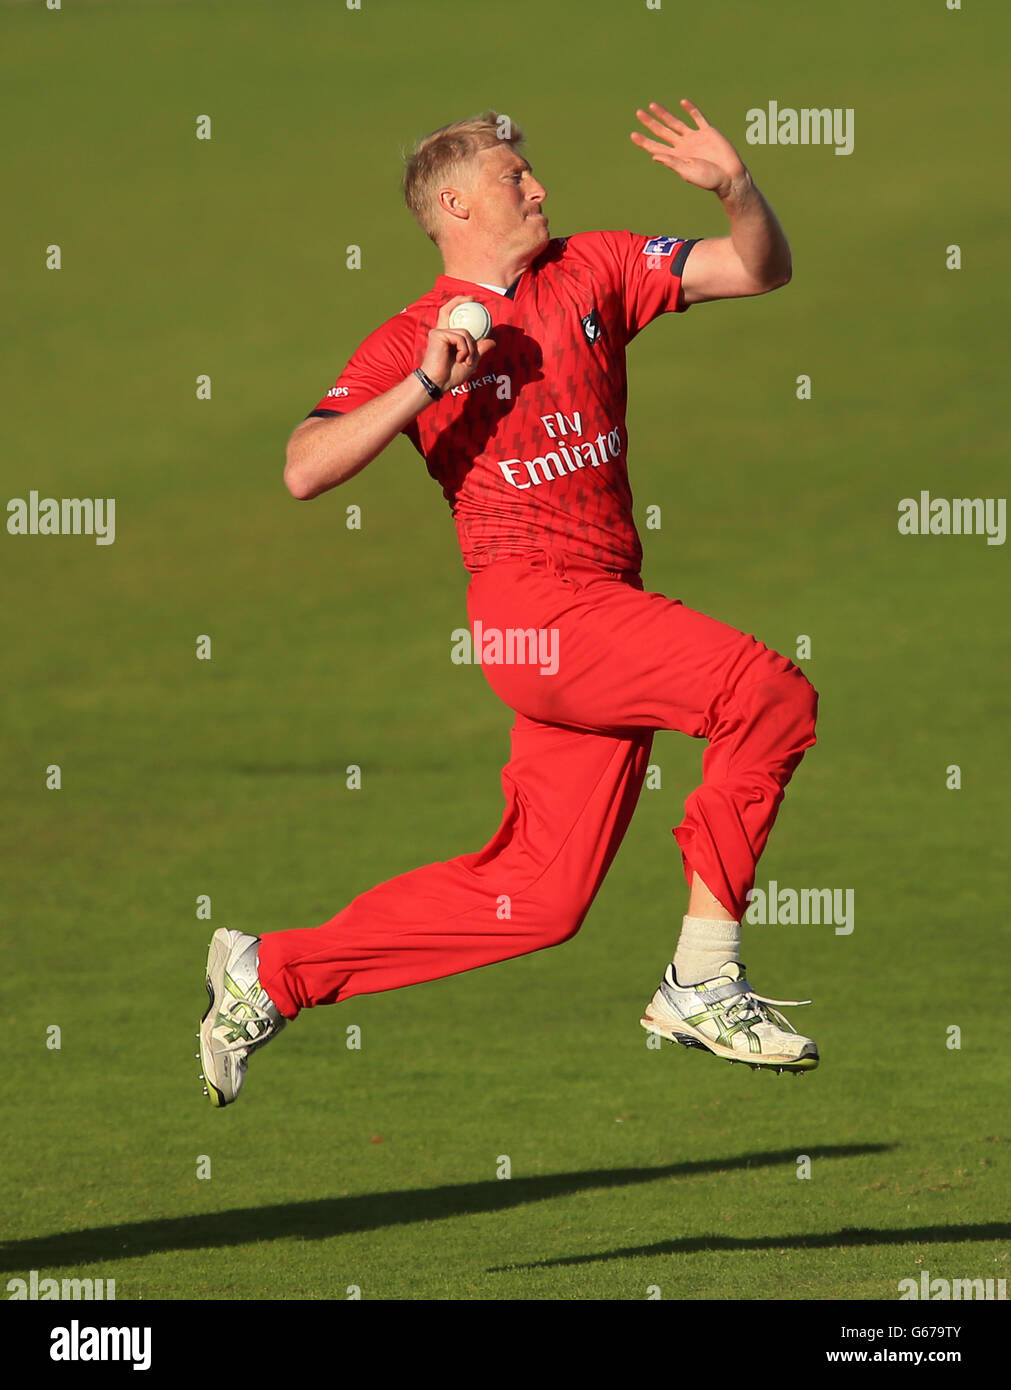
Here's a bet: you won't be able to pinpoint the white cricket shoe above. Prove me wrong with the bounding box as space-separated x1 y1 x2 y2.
198 929 286 1107
641 961 818 1072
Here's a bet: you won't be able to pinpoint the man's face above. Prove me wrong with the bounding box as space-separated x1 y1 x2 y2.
454 143 549 261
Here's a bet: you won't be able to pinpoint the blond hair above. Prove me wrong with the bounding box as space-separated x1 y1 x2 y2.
403 112 525 244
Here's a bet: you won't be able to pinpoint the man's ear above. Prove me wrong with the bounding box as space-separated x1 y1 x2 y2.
438 187 470 223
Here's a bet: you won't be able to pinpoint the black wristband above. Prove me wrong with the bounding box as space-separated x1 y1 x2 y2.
413 368 443 401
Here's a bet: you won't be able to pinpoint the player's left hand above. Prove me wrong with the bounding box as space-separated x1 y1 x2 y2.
631 100 747 199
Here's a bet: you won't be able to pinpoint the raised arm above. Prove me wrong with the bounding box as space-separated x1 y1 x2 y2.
284 295 496 499
630 99 792 306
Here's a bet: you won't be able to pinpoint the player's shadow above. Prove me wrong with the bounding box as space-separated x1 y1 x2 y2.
491 1221 1011 1272
1 1146 887 1273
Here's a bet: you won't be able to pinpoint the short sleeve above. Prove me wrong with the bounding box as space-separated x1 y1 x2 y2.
588 230 701 343
306 311 416 418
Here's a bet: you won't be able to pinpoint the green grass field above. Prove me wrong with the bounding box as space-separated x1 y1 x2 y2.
2 0 1008 1305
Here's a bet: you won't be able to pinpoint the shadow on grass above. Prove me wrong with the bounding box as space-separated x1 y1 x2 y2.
491 1222 1011 1271
2 1145 886 1272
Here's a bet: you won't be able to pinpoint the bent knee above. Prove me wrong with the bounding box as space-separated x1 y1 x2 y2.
738 662 818 739
523 904 588 951
786 666 818 730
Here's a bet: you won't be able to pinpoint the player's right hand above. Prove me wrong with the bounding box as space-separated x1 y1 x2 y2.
419 294 496 393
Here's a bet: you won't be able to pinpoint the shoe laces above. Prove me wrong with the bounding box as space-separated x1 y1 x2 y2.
722 970 811 1034
746 987 811 1009
723 993 773 1031
215 993 279 1054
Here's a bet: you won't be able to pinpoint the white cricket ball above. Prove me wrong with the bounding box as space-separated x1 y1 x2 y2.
448 301 493 341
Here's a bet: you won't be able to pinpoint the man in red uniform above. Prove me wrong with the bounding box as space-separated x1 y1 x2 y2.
199 100 819 1107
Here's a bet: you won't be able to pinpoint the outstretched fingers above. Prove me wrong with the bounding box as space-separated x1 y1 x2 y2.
645 101 692 135
634 106 682 145
677 98 710 128
632 98 711 153
629 130 678 159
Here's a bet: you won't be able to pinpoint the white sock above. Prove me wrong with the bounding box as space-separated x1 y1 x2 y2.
672 915 741 986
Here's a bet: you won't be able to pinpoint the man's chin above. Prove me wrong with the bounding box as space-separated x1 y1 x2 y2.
509 218 551 271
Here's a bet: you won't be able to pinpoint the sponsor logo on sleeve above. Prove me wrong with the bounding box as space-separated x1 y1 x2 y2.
642 236 682 257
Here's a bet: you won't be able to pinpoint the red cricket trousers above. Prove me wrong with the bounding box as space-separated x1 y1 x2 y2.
258 549 818 1018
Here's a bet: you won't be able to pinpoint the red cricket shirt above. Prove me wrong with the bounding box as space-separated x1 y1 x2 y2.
308 231 699 574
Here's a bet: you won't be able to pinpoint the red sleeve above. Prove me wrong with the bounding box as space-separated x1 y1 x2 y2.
580 230 701 343
306 311 417 418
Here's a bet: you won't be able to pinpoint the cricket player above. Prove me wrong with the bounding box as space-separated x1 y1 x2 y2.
199 100 819 1107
